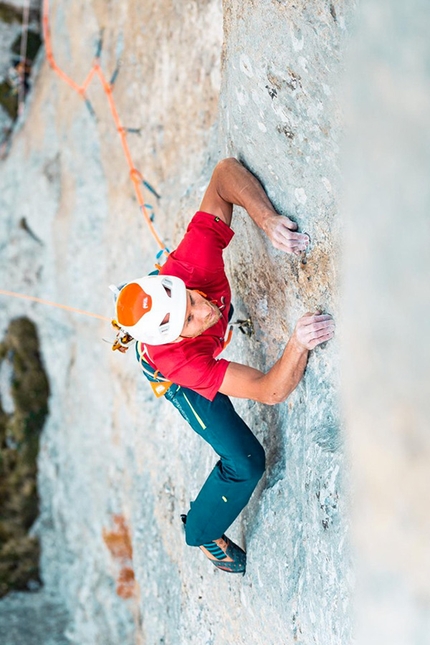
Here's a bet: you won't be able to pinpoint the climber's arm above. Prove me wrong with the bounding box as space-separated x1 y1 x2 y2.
219 313 334 404
199 157 309 255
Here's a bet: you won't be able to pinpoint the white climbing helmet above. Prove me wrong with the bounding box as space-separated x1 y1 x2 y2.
109 275 187 345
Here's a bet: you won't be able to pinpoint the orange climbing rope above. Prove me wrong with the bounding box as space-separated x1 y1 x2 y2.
0 289 111 322
41 0 168 255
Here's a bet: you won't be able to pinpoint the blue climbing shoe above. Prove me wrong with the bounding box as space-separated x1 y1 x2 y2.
180 514 246 574
199 535 247 574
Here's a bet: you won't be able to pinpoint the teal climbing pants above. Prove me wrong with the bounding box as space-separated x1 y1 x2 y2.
138 351 266 546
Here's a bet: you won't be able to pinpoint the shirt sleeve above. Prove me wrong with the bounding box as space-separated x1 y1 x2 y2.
167 211 234 274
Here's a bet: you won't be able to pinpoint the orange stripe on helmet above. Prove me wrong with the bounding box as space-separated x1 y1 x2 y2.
116 283 152 327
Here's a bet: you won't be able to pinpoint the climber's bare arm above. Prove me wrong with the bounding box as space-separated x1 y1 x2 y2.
199 157 309 255
219 313 334 404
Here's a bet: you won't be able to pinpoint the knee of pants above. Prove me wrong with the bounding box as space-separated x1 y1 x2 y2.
229 442 266 483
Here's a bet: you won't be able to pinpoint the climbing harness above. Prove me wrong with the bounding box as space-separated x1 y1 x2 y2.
135 342 173 398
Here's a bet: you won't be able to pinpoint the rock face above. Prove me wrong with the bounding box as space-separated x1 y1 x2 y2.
0 589 70 645
0 1 354 644
0 1 42 136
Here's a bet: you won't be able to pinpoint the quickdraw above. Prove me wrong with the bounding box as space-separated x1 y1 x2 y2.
111 319 135 353
231 318 254 337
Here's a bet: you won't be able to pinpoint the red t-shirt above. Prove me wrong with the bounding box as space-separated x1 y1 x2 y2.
138 211 234 400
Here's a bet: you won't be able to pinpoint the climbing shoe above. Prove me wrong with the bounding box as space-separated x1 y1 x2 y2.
180 514 246 574
199 535 247 574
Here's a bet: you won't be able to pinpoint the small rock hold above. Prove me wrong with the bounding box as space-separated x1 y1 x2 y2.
277 124 294 139
266 85 278 99
266 72 283 90
330 3 337 21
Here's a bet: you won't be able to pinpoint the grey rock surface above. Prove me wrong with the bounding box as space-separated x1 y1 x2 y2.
0 590 71 645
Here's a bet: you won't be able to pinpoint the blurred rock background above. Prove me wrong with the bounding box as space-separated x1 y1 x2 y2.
342 0 430 643
0 0 41 140
0 0 428 644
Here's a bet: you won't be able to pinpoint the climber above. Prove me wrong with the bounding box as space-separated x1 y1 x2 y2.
111 158 335 574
